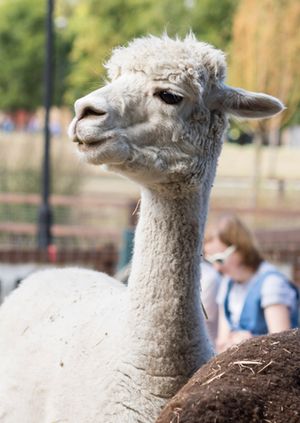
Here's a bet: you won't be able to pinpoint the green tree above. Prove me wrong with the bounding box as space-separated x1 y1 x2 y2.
229 0 300 204
230 0 300 133
189 0 239 49
0 0 240 110
65 0 190 104
0 0 45 111
65 0 239 104
0 0 71 111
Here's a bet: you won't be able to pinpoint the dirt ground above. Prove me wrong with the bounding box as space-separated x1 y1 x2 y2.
156 329 300 423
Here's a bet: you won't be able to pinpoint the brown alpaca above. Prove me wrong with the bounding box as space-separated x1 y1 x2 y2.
156 329 300 423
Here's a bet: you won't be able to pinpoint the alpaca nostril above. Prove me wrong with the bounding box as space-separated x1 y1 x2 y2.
80 106 107 120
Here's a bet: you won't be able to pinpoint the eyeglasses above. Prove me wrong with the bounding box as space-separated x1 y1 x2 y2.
206 245 236 265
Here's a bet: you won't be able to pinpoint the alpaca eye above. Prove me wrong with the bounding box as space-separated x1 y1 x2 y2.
155 91 183 105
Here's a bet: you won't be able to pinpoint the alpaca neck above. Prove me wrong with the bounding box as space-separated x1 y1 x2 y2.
126 184 214 397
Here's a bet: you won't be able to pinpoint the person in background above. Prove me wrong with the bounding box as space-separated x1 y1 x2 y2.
205 214 299 353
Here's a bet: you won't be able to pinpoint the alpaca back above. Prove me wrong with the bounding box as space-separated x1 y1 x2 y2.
0 268 127 423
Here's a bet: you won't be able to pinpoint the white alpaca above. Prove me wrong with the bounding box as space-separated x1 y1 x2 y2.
0 35 283 423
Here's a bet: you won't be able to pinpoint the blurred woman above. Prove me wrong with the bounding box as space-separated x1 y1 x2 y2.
205 214 299 353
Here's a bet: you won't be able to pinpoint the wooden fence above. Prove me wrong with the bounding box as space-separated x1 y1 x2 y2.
0 244 118 276
0 193 300 283
0 192 136 248
1 236 299 282
255 228 300 284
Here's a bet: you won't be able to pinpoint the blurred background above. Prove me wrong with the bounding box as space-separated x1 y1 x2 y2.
0 0 300 299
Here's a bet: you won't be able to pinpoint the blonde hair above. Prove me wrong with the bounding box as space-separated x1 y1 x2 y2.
208 214 263 270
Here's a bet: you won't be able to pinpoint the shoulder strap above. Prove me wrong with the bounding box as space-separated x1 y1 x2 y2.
224 279 234 327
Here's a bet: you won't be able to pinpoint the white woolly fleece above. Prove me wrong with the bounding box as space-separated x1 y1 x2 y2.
106 34 227 86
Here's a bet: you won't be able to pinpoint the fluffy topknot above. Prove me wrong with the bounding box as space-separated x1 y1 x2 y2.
105 34 227 87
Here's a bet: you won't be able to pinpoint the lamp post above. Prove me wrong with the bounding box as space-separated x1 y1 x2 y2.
37 0 54 248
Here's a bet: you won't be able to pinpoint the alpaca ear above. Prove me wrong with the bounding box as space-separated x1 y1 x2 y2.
206 84 285 119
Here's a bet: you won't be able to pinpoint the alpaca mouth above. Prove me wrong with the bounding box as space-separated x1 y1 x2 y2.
76 135 113 152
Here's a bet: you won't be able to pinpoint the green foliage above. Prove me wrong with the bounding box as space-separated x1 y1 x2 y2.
54 24 73 107
0 0 71 111
189 0 239 49
64 0 239 104
0 0 240 110
0 0 45 111
64 0 183 103
288 102 300 126
230 0 300 130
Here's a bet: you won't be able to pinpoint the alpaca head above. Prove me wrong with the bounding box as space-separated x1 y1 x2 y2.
69 34 283 188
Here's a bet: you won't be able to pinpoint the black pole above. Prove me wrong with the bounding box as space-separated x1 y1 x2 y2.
37 0 54 248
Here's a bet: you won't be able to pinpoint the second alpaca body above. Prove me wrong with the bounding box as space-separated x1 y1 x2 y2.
0 34 283 422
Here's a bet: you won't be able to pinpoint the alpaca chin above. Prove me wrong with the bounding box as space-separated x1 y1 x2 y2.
77 138 130 166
